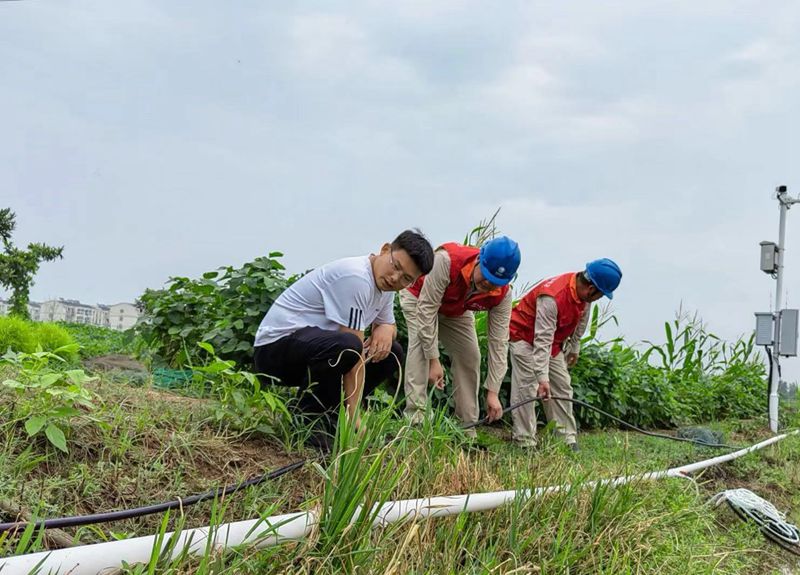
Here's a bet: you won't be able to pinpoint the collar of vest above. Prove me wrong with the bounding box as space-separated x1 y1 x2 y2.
459 256 503 297
567 273 582 304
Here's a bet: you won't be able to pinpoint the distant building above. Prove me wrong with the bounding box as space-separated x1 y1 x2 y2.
0 299 42 321
108 302 139 331
1 297 138 331
28 301 41 322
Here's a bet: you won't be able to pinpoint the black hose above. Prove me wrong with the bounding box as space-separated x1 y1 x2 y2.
765 345 773 408
465 395 739 449
0 459 307 533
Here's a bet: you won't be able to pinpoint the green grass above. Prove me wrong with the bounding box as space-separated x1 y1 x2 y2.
1 369 798 574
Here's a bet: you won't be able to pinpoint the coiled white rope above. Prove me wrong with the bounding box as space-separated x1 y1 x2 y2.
711 488 800 553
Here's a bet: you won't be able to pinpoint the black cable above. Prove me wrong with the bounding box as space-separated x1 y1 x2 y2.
765 346 773 406
0 459 307 533
466 395 739 449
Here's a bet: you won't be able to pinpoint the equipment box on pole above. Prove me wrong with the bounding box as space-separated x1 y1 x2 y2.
779 309 799 356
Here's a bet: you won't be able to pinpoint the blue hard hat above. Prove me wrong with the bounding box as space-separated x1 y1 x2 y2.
479 236 521 287
584 258 622 299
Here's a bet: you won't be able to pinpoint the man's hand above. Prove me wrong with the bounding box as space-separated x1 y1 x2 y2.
428 358 445 390
566 353 579 369
486 390 503 422
364 324 395 362
537 381 551 400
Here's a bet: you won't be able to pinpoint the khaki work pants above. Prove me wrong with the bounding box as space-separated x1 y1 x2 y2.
400 290 480 436
509 339 577 445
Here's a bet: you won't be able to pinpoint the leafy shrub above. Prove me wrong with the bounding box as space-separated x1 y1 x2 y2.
191 342 289 435
0 348 97 452
135 254 294 367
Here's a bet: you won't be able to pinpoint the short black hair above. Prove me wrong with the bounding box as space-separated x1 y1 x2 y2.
392 229 434 275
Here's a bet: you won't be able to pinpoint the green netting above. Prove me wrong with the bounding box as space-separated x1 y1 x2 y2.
676 427 725 446
152 368 194 389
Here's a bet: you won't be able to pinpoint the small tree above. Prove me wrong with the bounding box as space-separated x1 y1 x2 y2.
0 208 63 319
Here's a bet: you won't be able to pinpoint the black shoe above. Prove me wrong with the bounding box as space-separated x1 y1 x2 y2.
568 442 580 453
306 431 333 453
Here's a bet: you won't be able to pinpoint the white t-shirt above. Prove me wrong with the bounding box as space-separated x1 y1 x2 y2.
254 255 396 346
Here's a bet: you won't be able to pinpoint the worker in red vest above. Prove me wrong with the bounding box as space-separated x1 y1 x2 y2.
400 236 521 435
508 258 622 451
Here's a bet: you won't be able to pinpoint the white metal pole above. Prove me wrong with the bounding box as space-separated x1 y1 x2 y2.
769 197 787 432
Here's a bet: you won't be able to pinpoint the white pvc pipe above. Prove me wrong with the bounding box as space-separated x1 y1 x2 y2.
3 430 797 575
0 512 315 575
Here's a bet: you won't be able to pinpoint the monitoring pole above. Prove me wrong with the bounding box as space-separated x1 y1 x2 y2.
768 186 800 432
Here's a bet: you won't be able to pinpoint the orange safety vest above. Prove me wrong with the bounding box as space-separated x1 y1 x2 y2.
407 243 509 317
509 272 586 356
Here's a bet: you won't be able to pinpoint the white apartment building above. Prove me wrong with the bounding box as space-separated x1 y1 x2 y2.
108 303 139 331
0 299 42 320
2 298 139 331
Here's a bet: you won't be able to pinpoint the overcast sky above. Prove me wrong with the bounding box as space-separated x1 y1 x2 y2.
1 1 798 382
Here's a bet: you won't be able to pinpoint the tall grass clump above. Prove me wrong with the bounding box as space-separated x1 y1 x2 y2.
303 400 409 573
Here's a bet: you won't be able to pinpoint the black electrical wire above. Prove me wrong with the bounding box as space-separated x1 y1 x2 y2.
765 346 773 405
466 395 740 449
0 459 307 533
2 393 741 533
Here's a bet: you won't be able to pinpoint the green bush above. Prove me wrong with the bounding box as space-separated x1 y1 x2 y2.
135 254 295 367
0 315 37 354
0 317 78 360
33 323 77 360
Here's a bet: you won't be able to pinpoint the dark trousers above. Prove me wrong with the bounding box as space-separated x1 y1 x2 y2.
254 327 404 418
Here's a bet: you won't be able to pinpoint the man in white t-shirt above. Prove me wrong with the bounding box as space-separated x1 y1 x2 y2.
254 230 434 444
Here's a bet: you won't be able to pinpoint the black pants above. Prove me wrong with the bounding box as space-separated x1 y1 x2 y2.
254 327 404 417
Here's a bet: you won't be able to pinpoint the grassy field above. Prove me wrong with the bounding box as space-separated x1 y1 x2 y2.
1 358 799 575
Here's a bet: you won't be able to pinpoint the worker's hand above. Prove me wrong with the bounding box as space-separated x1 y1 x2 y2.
537 381 551 400
486 390 503 422
364 325 394 362
428 358 445 390
566 353 579 369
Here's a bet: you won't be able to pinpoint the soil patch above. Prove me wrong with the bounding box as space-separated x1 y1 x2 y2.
85 354 148 372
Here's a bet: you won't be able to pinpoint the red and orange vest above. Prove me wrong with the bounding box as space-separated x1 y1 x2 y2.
407 243 509 317
509 272 586 356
